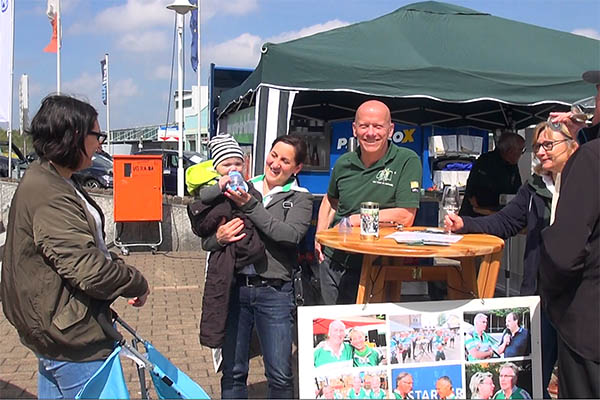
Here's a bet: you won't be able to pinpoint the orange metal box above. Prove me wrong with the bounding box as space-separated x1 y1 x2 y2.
113 155 163 222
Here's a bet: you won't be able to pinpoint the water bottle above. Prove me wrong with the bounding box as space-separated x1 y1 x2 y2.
226 171 247 192
338 217 353 235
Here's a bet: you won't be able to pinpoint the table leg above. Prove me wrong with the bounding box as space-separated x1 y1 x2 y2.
477 250 503 298
447 257 478 300
356 254 386 304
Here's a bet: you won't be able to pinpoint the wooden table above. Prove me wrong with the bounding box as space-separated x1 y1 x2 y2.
316 226 504 303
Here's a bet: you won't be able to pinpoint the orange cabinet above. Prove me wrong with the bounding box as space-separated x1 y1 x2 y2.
113 155 163 222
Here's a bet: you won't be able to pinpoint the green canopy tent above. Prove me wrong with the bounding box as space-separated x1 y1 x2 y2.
217 1 599 174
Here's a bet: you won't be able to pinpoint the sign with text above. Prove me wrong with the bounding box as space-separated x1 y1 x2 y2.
298 296 542 399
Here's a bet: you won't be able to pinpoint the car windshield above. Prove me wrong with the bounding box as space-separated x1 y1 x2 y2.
92 154 113 169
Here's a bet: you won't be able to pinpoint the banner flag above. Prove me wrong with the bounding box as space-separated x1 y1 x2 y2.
43 0 58 53
190 0 198 72
0 0 13 123
100 58 107 105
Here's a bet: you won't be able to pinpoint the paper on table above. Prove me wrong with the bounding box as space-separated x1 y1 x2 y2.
385 231 463 245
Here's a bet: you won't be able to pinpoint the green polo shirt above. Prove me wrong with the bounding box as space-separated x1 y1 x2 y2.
465 330 495 360
348 388 368 399
328 142 421 226
324 143 421 259
493 387 532 399
314 342 353 367
353 346 381 366
370 389 387 399
394 390 414 399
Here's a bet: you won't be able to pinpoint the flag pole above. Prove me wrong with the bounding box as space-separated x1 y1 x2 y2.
196 1 201 155
7 0 15 178
105 53 111 155
56 0 61 94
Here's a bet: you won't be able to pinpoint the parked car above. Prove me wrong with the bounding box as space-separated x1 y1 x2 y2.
0 142 28 179
133 149 205 195
74 153 113 189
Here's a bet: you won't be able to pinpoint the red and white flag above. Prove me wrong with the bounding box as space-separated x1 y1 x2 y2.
43 0 58 53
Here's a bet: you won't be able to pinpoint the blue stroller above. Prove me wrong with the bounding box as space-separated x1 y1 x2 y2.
75 311 210 399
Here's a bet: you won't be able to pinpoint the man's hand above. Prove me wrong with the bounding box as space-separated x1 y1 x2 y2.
128 288 150 307
549 111 586 138
444 213 464 232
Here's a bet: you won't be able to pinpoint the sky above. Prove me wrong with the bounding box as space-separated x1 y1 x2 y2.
6 0 600 131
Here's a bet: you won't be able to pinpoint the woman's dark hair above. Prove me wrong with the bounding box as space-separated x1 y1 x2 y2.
29 94 98 170
271 134 307 165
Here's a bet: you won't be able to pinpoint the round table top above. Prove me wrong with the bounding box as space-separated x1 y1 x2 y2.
316 226 504 258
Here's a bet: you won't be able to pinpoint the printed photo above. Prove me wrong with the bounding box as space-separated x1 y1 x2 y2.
465 360 533 399
463 308 531 362
391 364 464 399
389 312 462 364
313 315 387 369
315 370 388 399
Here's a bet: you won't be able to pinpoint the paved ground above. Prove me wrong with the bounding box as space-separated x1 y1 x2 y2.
0 251 270 399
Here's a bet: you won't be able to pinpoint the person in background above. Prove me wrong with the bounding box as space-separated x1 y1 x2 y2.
496 312 530 358
349 328 382 367
433 327 446 361
314 320 354 367
469 372 495 399
369 375 386 399
493 363 531 399
465 313 495 361
347 375 368 399
315 99 422 304
459 131 524 217
0 95 150 399
204 135 313 398
436 376 456 399
539 131 599 398
393 372 414 399
318 384 337 400
446 120 579 397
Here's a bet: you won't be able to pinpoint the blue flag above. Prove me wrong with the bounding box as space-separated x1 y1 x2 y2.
190 0 198 72
100 58 107 105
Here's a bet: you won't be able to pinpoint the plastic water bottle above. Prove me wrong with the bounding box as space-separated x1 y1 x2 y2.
338 217 352 235
227 171 247 192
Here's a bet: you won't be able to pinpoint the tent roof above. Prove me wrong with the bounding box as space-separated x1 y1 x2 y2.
218 1 599 130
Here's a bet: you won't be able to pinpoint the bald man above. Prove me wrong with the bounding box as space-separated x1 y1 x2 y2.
315 99 422 304
314 319 353 367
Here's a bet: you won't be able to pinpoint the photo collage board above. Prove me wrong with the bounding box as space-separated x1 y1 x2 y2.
298 296 542 399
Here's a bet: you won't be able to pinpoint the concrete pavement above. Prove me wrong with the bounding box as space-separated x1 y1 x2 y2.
0 251 269 399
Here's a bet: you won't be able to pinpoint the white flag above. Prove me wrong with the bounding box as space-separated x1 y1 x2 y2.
0 0 14 123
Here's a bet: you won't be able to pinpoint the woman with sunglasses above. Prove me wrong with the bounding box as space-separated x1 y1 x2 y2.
0 95 150 399
445 121 578 399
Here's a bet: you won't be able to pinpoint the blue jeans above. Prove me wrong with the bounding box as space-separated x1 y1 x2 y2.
37 356 105 399
221 280 295 399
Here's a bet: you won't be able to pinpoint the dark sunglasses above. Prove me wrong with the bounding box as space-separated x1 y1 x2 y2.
88 131 107 144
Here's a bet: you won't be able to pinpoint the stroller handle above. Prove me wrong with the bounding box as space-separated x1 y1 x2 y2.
97 308 124 344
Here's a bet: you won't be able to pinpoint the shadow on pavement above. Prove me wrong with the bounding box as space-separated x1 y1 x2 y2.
0 381 35 399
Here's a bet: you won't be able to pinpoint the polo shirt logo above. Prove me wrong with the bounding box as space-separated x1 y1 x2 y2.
373 168 395 187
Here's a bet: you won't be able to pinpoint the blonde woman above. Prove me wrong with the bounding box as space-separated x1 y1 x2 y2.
445 121 578 398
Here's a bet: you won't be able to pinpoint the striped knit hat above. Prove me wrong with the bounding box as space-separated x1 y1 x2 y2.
209 133 244 168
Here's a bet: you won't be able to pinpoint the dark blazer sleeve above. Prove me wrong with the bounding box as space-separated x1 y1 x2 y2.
541 141 600 281
459 183 529 239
